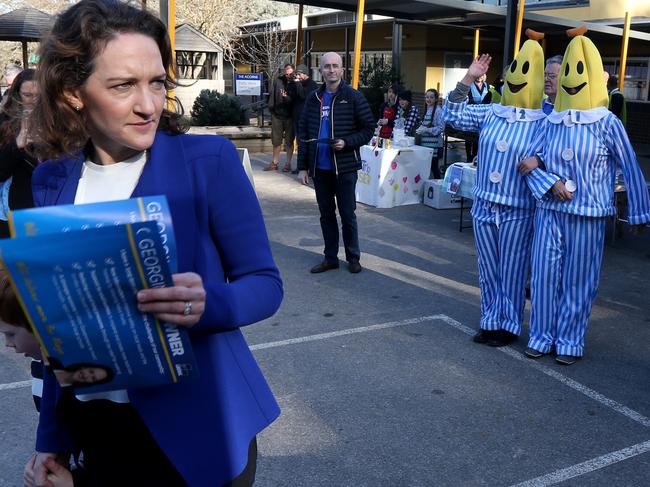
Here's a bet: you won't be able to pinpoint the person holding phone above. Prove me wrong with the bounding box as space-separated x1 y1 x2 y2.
0 69 39 238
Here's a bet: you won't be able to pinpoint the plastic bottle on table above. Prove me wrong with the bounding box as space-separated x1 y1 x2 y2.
392 118 405 146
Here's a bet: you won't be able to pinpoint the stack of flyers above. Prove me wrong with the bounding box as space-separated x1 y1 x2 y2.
447 165 464 195
0 197 197 393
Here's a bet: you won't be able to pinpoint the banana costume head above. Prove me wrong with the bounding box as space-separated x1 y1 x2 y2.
555 26 608 112
501 30 545 109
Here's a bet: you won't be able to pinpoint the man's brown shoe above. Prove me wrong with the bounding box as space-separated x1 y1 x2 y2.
348 260 362 274
310 260 339 273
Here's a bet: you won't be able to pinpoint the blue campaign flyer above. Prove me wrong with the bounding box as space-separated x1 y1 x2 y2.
8 195 177 272
447 165 463 195
0 221 197 393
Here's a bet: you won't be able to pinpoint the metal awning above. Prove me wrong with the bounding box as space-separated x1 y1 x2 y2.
299 0 506 21
0 7 53 68
284 0 650 41
0 7 52 42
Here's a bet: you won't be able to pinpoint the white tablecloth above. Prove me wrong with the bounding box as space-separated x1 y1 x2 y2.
236 148 255 189
356 145 434 208
442 162 477 200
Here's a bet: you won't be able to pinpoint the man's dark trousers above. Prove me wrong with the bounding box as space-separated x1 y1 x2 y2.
313 168 360 264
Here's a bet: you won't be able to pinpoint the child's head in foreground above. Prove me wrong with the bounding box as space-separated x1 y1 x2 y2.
0 268 41 360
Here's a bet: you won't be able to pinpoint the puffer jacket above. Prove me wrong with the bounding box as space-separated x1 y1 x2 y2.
297 80 375 176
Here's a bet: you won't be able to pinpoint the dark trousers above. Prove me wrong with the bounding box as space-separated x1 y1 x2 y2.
60 392 187 487
313 168 360 263
430 147 443 179
60 391 257 487
225 438 258 487
465 139 478 163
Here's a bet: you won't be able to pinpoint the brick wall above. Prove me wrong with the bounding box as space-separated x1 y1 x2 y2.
626 102 650 145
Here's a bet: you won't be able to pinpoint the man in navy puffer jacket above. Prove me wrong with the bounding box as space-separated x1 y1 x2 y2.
297 52 374 274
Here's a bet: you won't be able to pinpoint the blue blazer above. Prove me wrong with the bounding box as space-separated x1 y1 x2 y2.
33 132 283 486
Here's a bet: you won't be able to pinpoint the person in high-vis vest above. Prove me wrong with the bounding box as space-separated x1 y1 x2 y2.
607 74 627 126
519 29 650 365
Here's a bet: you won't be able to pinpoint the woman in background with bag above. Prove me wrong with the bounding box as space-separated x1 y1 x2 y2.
0 68 38 237
415 88 445 179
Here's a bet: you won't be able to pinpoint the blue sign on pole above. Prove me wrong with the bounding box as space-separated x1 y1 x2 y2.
234 73 263 96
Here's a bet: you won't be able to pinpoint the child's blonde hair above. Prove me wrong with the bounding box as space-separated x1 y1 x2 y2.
0 268 30 330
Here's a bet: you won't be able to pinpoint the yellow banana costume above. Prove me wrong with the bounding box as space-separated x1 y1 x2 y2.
554 28 608 111
501 34 545 109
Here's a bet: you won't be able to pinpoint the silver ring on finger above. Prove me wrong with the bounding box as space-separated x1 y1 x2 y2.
183 301 192 316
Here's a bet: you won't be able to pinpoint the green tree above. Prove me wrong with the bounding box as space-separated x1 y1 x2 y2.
359 58 401 119
177 0 297 65
190 89 248 126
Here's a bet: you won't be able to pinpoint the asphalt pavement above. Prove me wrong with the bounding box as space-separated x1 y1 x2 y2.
246 151 650 487
0 147 649 486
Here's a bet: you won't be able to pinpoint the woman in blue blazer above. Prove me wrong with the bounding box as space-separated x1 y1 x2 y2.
27 1 282 486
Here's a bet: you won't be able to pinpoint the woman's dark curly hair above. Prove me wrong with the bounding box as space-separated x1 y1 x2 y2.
32 0 187 160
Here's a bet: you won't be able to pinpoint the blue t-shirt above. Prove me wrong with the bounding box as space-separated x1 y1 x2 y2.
317 90 336 170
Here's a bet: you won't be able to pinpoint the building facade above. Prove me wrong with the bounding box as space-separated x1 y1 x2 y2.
236 1 650 141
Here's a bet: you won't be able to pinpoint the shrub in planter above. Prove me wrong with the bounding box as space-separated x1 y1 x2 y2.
359 60 401 120
190 90 249 126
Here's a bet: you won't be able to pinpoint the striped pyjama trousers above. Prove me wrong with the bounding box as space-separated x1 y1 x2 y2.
472 200 534 335
528 208 606 357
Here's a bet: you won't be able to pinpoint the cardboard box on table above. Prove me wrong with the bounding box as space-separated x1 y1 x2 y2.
356 145 433 208
423 180 463 209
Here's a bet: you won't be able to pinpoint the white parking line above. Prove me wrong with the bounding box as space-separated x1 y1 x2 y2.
2 313 646 484
250 315 443 350
435 314 650 429
510 439 650 487
253 313 650 430
0 380 30 391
